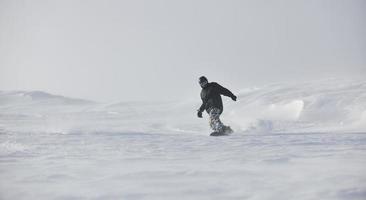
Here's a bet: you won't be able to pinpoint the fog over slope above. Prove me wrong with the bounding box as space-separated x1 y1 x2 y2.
1 79 365 134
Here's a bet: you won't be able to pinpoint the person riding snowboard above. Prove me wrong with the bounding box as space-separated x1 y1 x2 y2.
197 76 237 134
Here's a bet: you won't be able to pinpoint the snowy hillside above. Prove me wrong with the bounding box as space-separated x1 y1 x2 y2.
1 80 366 200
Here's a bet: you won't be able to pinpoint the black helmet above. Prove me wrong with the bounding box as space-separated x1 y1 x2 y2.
199 76 208 83
199 76 208 88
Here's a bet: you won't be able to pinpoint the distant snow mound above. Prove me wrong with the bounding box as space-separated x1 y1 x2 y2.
0 90 96 124
0 90 95 106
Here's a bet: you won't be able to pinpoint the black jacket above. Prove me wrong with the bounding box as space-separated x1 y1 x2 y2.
198 82 235 114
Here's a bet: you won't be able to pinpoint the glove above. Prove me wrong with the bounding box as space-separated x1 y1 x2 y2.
231 95 237 101
197 111 203 118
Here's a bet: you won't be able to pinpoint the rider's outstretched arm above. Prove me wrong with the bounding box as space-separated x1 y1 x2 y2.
215 83 236 99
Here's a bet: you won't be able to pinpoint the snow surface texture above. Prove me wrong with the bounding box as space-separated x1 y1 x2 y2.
1 80 366 199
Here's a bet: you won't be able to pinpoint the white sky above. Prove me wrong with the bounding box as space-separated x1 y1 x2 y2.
1 0 365 102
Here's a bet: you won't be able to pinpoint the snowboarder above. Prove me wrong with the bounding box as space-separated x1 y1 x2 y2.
197 76 237 136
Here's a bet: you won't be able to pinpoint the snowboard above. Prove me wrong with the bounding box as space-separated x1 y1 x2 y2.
210 131 229 136
210 126 233 136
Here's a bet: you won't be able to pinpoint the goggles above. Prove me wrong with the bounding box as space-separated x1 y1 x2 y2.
199 80 208 87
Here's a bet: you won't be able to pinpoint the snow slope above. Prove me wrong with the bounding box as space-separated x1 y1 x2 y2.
0 80 366 199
